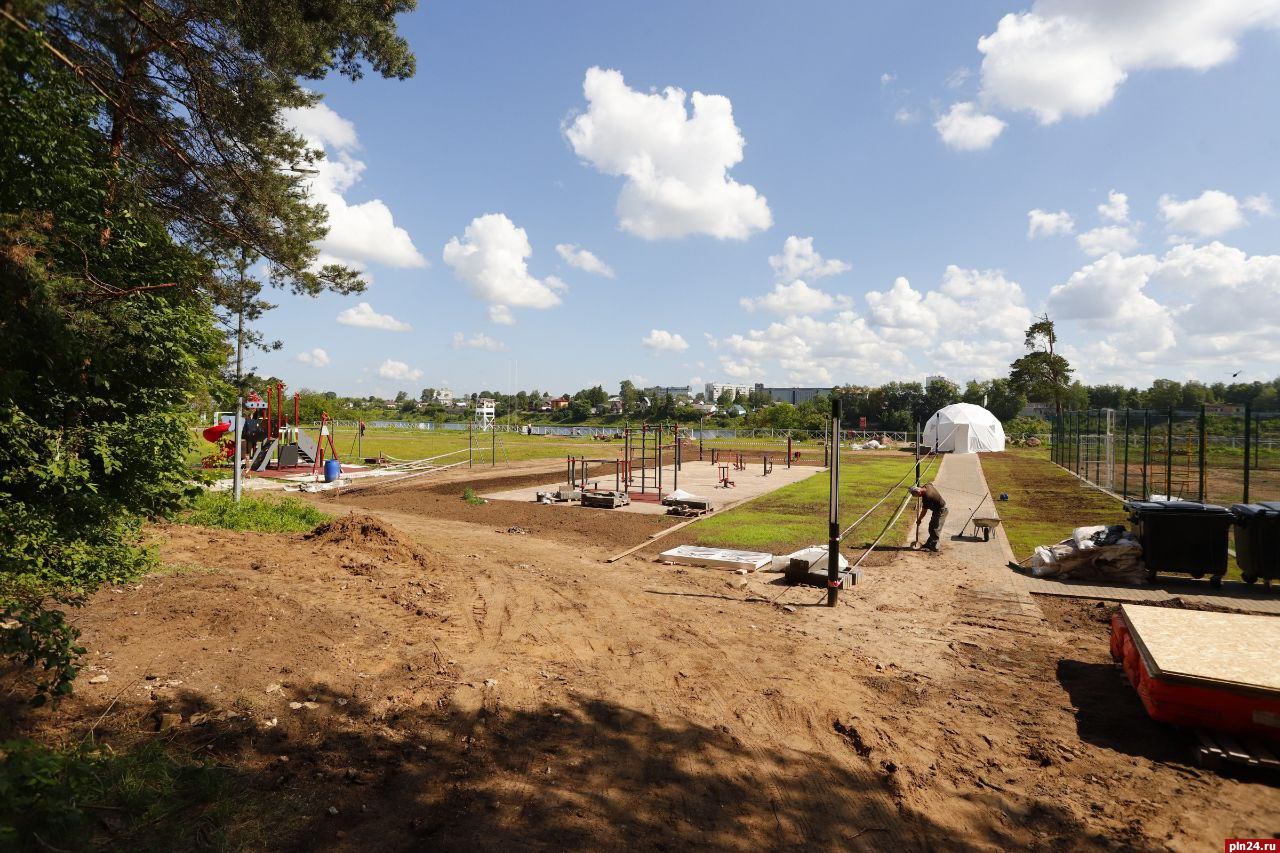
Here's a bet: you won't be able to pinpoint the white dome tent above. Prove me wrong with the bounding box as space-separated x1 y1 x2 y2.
923 403 1006 454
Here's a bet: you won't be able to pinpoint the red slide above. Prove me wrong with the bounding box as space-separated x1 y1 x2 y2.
202 422 232 443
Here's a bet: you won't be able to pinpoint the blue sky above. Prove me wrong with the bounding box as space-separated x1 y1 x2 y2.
259 0 1280 399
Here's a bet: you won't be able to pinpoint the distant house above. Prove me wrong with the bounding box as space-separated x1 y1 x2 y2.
383 399 398 409
551 395 571 410
1205 403 1245 415
728 404 747 417
1019 402 1055 419
607 396 625 414
692 402 718 415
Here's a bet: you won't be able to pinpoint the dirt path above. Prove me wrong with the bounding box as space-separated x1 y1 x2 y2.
9 466 1278 849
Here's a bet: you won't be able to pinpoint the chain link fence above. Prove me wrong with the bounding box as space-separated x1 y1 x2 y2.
1052 406 1280 505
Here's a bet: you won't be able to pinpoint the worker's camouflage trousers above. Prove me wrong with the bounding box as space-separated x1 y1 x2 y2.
925 507 948 550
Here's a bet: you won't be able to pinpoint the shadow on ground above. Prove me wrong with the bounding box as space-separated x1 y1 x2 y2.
10 686 1108 851
1055 659 1190 764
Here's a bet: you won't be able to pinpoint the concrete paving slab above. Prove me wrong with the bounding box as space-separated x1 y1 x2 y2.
481 459 816 515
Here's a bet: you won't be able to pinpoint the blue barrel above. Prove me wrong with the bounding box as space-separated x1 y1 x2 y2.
323 459 342 482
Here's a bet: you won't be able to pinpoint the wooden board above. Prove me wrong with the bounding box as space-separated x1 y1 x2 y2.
1120 604 1280 697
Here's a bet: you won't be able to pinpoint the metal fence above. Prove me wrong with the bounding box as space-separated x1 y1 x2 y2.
1053 406 1280 505
308 420 910 443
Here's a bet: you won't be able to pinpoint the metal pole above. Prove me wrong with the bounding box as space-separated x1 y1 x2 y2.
1073 410 1080 473
468 418 473 467
232 277 245 504
674 433 679 493
1122 409 1130 499
1198 404 1206 502
914 422 921 486
1142 410 1150 499
1094 409 1101 485
1166 408 1174 499
1243 402 1252 503
491 417 496 466
827 398 842 607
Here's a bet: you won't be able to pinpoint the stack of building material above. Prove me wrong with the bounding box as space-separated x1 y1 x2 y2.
1110 604 1280 750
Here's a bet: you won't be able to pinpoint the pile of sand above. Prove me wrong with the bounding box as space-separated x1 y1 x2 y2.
304 513 432 572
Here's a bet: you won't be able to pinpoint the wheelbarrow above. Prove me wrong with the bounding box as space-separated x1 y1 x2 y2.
971 517 1002 542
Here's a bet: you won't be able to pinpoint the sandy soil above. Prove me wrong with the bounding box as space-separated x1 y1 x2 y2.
9 467 1279 850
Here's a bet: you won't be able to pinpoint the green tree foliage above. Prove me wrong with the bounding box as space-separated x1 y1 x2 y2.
962 379 1026 422
7 0 416 298
922 378 961 418
1 26 223 702
1009 315 1073 416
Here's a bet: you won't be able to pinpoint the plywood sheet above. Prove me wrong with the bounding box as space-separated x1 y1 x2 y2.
1120 604 1280 696
659 545 772 571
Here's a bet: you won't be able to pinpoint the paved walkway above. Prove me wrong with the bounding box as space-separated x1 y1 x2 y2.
931 452 1044 624
932 453 1280 616
1012 573 1280 615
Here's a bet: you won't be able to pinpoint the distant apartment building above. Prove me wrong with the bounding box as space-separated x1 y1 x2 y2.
925 374 948 387
705 382 754 402
647 385 692 399
754 384 833 405
1019 401 1055 419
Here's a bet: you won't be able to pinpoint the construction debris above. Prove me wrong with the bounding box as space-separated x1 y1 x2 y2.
658 545 772 572
582 490 631 509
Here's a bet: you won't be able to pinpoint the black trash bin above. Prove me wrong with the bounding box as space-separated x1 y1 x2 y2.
1125 500 1234 587
1231 501 1280 586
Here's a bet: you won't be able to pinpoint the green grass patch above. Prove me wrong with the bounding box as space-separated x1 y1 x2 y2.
979 448 1128 562
687 452 936 553
462 487 486 505
0 737 274 850
983 448 1245 579
179 492 331 533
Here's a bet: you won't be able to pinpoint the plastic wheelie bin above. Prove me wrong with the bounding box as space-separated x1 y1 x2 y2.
1125 500 1234 587
1230 501 1280 587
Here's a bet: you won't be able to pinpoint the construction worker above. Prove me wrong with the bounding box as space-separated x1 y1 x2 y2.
909 484 948 552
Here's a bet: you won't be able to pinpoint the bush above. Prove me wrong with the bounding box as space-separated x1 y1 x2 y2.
0 738 255 849
179 492 332 533
1004 415 1052 442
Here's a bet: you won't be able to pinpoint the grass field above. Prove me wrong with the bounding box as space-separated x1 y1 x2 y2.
980 447 1244 579
178 492 332 532
188 424 835 469
686 451 937 554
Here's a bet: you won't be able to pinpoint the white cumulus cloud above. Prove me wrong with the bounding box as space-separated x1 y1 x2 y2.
1158 189 1246 237
377 359 423 382
443 213 566 325
1244 193 1274 216
934 101 1006 150
555 243 615 278
336 302 411 332
1077 225 1139 257
768 236 851 282
740 280 850 315
974 0 1280 125
280 102 427 270
294 347 330 367
741 236 851 316
451 332 504 351
1027 209 1075 239
716 265 1032 385
564 67 772 240
1098 190 1131 223
641 329 690 352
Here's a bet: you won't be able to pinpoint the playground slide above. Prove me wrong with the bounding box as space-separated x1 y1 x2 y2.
202 422 232 443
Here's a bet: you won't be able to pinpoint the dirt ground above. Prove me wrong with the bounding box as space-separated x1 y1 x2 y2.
9 462 1280 850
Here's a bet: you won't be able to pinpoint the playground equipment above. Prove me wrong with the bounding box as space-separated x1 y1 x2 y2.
201 383 337 477
563 423 687 505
